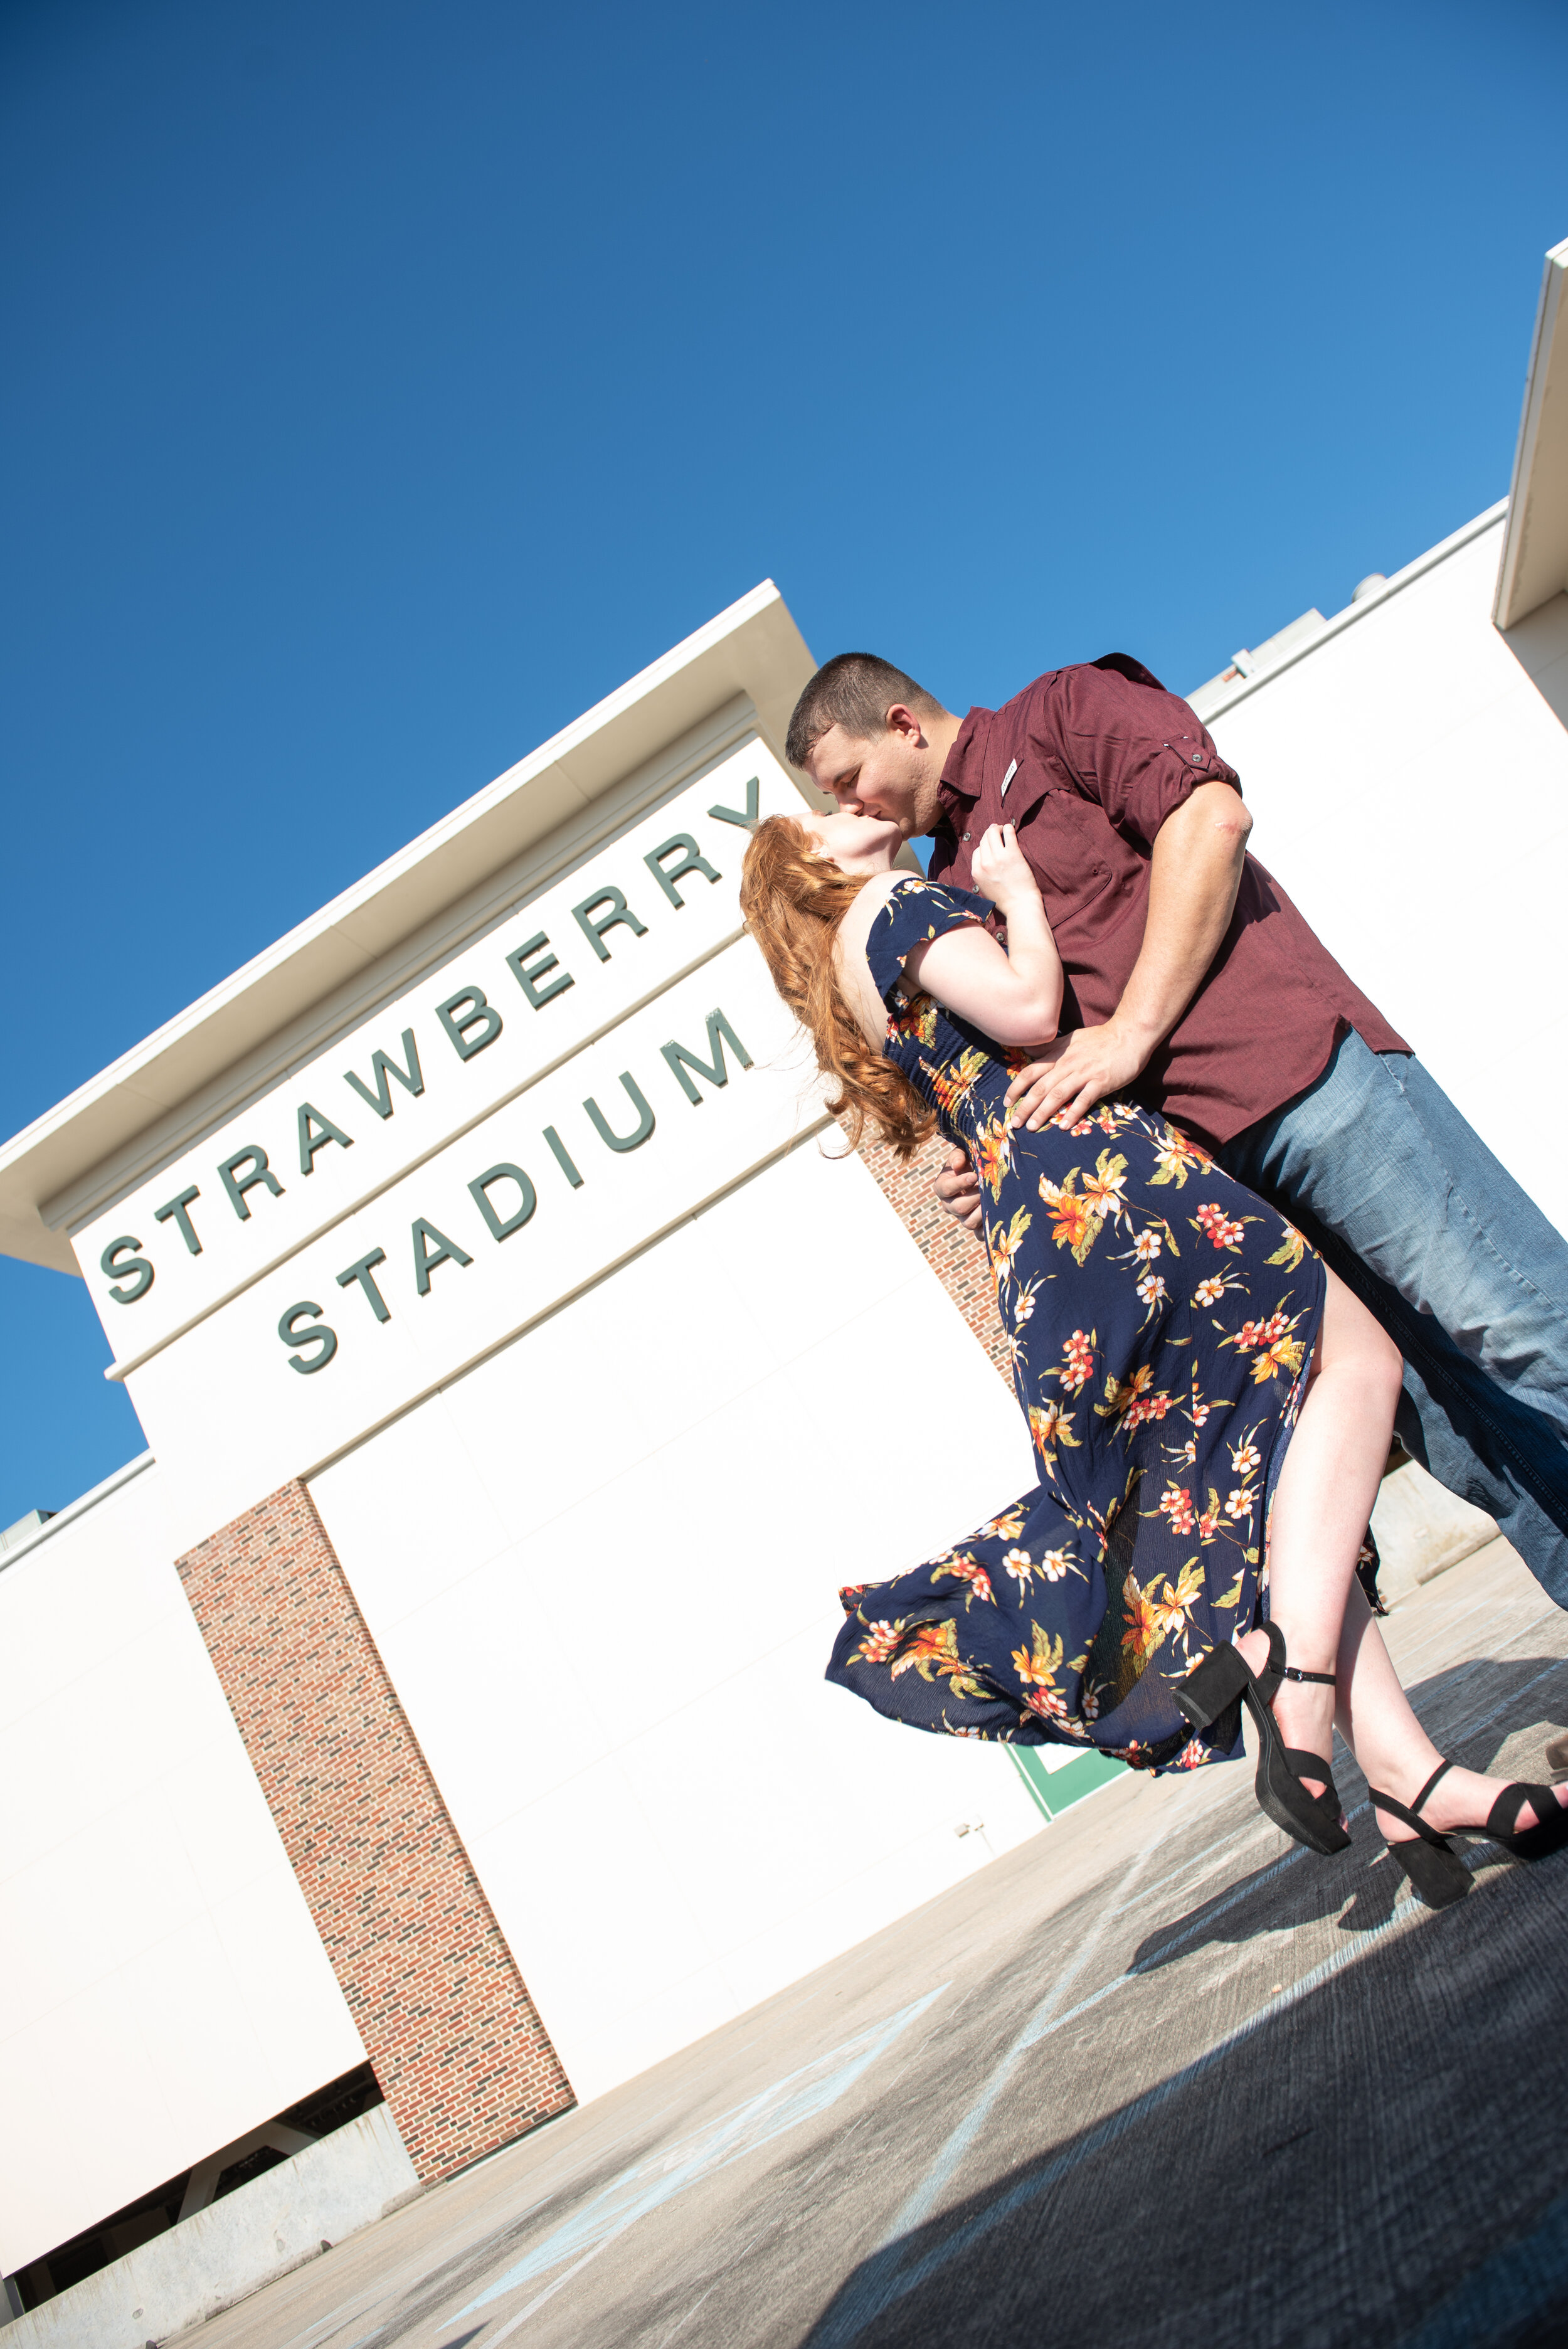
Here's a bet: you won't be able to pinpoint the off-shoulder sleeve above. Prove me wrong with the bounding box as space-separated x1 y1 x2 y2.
863 878 995 1007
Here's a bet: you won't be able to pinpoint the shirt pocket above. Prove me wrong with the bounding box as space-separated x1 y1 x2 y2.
1027 789 1122 930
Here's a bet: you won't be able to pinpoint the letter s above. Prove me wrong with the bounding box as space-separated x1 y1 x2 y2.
278 1300 338 1375
101 1236 154 1305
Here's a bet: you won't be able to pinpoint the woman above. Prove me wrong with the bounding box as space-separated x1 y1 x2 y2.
739 807 1568 1908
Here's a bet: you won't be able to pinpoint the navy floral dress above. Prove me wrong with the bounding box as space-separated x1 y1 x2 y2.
827 879 1328 1774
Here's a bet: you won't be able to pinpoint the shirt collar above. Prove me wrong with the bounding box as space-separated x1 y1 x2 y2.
935 707 990 824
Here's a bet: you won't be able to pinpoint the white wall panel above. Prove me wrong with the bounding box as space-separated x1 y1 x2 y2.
9 524 1563 2284
311 1137 1047 2102
0 1466 363 2276
1207 526 1568 1231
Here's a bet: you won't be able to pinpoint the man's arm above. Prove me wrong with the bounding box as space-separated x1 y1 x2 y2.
933 779 1252 1229
1007 779 1251 1128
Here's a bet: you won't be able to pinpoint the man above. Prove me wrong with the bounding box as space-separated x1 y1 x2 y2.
787 650 1568 1606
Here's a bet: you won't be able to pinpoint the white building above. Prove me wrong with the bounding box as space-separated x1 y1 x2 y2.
1187 238 1568 1236
0 238 1564 2345
0 588 1084 2345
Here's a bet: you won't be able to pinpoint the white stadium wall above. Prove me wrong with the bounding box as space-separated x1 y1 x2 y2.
1200 515 1568 1235
0 664 1059 2305
309 1135 1043 2104
0 1462 365 2280
5 439 1565 2320
92 729 1056 2102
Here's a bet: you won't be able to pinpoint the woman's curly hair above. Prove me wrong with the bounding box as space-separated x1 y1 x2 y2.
739 814 936 1160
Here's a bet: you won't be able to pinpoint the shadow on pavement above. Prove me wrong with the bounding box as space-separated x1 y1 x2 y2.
1131 1656 1568 1970
1403 1653 1568 1763
802 1666 1568 2349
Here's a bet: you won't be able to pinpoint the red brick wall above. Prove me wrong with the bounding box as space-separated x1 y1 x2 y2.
852 1127 1012 1382
176 1481 573 2180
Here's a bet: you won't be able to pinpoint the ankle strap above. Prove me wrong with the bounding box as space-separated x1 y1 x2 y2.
1367 1759 1455 1849
1411 1758 1455 1818
1257 1621 1335 1687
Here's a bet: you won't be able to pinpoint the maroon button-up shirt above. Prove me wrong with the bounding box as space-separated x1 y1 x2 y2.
930 654 1407 1148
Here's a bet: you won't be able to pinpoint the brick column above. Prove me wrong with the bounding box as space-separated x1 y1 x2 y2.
854 1127 1011 1382
177 1481 573 2180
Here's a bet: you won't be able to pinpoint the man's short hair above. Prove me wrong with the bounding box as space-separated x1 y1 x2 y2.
785 653 945 770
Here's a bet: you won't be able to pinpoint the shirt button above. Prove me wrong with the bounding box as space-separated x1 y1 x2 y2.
962 831 971 842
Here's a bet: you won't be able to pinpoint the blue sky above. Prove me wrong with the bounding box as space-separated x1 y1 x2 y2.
3 0 1565 1525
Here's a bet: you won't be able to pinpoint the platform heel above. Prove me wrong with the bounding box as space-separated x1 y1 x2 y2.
1175 1623 1350 1857
1371 1757 1568 1906
1366 1761 1471 1909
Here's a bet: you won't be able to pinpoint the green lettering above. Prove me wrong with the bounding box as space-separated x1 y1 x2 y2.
220 1145 283 1221
278 1301 337 1374
154 1186 203 1256
336 1248 391 1323
468 1164 538 1241
437 987 502 1061
100 1236 154 1305
707 774 760 831
543 1126 584 1188
299 1102 354 1174
571 886 648 963
505 933 574 1010
660 1009 753 1105
412 1216 474 1295
644 833 721 909
584 1073 655 1153
344 1030 423 1119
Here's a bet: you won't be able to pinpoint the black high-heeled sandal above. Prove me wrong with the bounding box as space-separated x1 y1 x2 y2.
1365 1761 1471 1909
1369 1756 1568 1909
1469 1776 1568 1860
1175 1621 1349 1856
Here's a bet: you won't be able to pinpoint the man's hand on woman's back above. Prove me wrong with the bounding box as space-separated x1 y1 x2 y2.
935 1145 985 1233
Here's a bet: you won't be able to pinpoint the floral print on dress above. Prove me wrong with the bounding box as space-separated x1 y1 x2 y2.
824 878 1327 1775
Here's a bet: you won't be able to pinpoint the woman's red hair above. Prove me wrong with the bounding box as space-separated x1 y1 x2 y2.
739 815 936 1159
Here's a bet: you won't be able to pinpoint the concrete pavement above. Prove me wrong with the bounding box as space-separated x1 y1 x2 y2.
191 1537 1568 2349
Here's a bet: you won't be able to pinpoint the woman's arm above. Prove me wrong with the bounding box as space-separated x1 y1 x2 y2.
906 826 1063 1046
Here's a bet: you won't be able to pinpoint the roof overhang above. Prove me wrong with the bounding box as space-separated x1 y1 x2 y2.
1495 236 1568 630
0 581 817 1275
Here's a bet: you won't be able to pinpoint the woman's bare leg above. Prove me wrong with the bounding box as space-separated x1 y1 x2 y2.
1336 1577 1568 1838
1231 1255 1567 1838
1236 1265 1403 1798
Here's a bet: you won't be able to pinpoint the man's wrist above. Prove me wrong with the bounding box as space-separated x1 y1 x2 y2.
1106 1008 1162 1065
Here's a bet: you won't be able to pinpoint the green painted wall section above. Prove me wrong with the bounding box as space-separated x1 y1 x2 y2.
1005 1746 1125 1823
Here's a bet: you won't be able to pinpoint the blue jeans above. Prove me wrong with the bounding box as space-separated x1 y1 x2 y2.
1217 1029 1568 1608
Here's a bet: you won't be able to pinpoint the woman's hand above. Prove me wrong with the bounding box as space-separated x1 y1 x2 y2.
903 835 1064 1048
970 823 1041 915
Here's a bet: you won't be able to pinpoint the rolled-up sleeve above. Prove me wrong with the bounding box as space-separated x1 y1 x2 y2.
1041 659 1241 849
